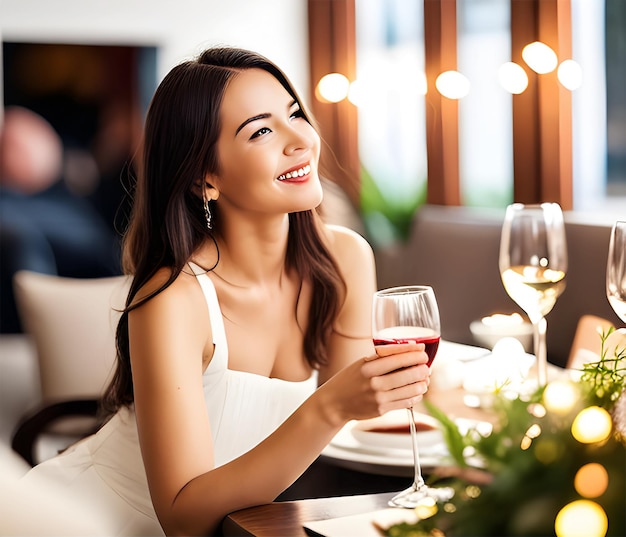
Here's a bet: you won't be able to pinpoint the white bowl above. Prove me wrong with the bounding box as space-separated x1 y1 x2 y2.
470 315 533 352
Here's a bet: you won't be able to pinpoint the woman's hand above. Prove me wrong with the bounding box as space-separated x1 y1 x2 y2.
317 343 430 427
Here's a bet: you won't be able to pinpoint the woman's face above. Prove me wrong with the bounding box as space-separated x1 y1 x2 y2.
210 68 322 218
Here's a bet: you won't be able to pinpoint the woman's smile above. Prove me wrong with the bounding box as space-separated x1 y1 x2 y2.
277 163 311 183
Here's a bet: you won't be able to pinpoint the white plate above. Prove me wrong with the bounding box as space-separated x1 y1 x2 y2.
349 409 443 451
437 340 491 362
322 418 450 477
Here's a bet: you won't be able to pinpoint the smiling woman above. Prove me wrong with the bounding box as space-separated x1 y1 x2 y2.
15 46 432 536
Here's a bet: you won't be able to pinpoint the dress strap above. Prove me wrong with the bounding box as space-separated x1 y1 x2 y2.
187 263 228 351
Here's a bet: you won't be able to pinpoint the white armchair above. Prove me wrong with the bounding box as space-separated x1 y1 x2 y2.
11 270 130 465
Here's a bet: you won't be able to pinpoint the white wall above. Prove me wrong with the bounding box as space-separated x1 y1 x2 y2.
0 0 310 99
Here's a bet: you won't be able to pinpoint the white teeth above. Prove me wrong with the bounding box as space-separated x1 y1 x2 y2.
278 164 311 181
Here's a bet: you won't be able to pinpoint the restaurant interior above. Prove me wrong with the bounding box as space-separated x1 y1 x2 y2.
1 1 625 536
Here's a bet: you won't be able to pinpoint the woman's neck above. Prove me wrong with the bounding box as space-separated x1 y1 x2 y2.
198 215 291 287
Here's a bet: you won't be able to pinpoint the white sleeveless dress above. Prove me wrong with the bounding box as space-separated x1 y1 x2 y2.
18 268 317 535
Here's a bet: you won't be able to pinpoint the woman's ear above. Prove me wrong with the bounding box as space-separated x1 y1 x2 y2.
204 183 220 201
204 175 220 201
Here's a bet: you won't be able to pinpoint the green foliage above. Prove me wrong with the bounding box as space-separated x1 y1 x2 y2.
384 337 626 537
422 400 467 468
359 166 426 246
580 327 626 410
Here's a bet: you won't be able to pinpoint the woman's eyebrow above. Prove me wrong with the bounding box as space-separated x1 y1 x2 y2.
233 101 298 136
235 113 270 136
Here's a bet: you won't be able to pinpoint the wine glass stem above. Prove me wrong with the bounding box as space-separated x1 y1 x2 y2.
532 316 548 386
407 406 425 490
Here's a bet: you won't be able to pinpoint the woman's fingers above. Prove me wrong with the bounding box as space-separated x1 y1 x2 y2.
360 351 432 414
362 348 428 377
369 363 430 392
375 373 430 409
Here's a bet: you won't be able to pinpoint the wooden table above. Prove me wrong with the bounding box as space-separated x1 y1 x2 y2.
221 492 394 536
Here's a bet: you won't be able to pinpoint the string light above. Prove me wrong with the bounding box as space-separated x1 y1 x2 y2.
522 41 558 74
571 406 612 443
554 500 608 537
574 463 609 498
543 380 579 415
498 62 529 94
315 73 350 103
558 59 583 90
317 40 581 106
435 70 470 99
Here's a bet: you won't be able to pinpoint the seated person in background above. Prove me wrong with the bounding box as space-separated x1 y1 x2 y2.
17 47 431 536
0 106 121 333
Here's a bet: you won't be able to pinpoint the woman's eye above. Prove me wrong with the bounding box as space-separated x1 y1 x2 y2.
250 127 271 140
290 108 305 120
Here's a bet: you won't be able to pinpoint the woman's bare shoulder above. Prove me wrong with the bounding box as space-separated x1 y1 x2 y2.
132 266 205 310
128 266 212 364
324 224 374 265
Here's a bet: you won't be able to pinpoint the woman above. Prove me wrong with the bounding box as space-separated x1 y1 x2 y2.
19 47 430 536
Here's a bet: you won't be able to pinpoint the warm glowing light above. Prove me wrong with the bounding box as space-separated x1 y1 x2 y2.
558 60 583 90
528 402 547 418
543 380 579 415
481 312 524 327
415 496 438 520
316 73 350 103
522 41 558 74
347 80 363 106
435 70 470 99
498 62 529 94
554 500 608 537
574 463 609 498
571 406 612 443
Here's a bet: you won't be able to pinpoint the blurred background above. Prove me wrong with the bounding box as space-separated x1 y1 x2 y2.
0 0 624 334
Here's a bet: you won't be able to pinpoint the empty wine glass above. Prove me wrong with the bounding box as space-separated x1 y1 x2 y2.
606 221 626 324
372 285 454 508
499 203 568 387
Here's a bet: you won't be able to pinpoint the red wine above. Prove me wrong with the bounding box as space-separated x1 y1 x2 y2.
365 422 437 434
373 334 440 367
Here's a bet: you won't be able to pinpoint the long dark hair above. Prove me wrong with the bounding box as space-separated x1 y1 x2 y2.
102 47 345 414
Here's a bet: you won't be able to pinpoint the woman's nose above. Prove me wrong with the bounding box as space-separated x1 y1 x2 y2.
283 126 312 155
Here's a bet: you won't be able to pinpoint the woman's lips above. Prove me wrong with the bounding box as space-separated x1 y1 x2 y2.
277 163 311 182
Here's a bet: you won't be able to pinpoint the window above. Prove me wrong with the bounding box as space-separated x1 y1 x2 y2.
572 0 626 213
457 0 512 207
355 0 427 243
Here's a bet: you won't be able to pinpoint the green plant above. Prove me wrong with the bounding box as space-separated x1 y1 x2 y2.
359 166 425 247
580 327 626 410
383 333 626 537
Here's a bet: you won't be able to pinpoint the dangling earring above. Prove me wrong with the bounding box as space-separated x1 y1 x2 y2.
204 198 213 230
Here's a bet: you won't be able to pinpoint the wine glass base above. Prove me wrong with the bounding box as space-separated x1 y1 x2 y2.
388 484 455 509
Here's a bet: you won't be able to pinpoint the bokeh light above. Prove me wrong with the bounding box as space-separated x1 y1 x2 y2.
558 59 583 90
543 380 579 415
346 79 363 107
571 406 612 444
435 70 470 99
415 496 438 520
574 463 609 498
522 41 558 74
315 73 350 103
498 62 529 94
554 500 608 537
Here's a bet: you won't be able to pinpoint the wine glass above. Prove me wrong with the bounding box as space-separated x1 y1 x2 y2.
607 221 626 323
499 203 568 387
372 285 454 508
